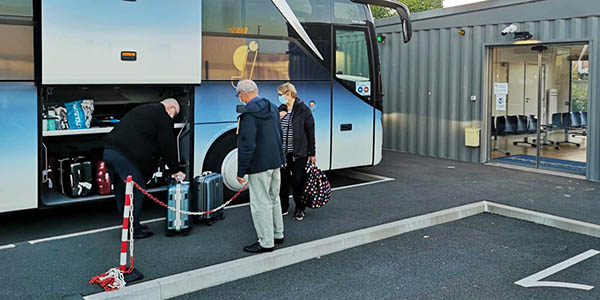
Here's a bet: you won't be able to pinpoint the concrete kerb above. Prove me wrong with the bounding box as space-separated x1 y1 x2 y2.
484 201 600 238
84 201 600 300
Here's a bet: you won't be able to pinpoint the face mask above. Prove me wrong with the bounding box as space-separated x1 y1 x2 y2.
239 98 246 105
279 95 287 104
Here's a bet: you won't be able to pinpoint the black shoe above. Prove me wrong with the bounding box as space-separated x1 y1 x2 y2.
282 210 289 216
275 237 284 244
294 209 305 221
243 242 274 253
140 224 149 230
133 230 154 239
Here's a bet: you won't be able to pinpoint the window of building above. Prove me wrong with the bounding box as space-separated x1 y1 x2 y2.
0 24 34 80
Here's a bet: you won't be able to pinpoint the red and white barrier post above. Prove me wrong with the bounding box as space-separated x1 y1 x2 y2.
89 175 143 292
120 175 133 272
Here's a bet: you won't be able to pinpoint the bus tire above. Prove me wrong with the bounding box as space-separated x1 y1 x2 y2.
203 132 249 203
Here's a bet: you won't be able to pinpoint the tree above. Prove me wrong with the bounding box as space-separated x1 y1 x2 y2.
370 0 443 19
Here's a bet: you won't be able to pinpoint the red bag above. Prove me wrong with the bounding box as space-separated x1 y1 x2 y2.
96 161 112 195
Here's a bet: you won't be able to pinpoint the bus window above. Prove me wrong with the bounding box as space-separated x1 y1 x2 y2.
203 0 332 36
334 0 368 24
0 24 33 80
202 35 329 81
287 0 331 23
335 29 370 96
0 0 33 17
203 0 287 36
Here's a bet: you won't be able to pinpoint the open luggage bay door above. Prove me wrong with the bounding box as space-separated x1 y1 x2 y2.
41 0 202 85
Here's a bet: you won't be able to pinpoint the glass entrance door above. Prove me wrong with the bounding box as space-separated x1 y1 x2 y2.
488 43 589 175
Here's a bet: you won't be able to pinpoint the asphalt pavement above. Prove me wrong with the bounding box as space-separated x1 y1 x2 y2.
1 151 600 299
179 214 600 300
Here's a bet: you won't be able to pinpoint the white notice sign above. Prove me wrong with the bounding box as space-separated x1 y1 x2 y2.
496 94 506 111
494 83 509 95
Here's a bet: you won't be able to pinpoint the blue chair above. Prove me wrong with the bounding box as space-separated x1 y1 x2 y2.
570 112 582 128
551 113 564 129
496 116 506 135
555 112 580 149
504 115 518 135
513 115 536 147
571 111 587 138
580 111 588 127
527 115 538 133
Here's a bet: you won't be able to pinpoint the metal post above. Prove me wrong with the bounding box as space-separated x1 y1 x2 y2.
532 46 548 168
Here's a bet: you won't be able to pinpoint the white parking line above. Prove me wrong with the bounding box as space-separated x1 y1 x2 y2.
225 172 394 209
0 244 16 250
20 172 394 246
27 217 166 245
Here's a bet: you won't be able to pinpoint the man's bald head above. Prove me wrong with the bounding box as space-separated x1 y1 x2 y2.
161 98 180 119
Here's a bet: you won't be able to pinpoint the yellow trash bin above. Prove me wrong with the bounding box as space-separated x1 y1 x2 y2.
465 128 481 147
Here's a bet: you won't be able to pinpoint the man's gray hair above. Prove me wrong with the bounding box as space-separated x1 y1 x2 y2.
236 80 258 95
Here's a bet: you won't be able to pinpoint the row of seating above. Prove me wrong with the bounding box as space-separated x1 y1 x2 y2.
492 112 587 149
492 112 587 136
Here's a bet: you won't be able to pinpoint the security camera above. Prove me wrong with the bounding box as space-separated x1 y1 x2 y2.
501 24 518 36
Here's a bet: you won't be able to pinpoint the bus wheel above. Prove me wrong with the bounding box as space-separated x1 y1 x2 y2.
203 133 248 203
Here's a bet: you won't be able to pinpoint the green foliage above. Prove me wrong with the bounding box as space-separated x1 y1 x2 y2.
370 0 443 19
571 82 588 112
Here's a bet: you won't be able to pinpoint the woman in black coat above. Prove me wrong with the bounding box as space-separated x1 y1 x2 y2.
277 82 316 221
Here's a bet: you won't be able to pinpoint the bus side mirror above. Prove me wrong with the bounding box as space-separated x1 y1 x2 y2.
351 0 412 43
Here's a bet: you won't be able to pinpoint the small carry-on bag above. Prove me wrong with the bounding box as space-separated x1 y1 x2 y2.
303 162 331 209
167 179 191 235
96 160 112 195
193 172 224 225
58 157 93 197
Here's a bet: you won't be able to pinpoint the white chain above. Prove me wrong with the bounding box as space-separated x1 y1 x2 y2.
162 197 235 216
102 268 126 290
129 191 134 257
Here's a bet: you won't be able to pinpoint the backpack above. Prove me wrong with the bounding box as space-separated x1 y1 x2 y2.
303 162 331 209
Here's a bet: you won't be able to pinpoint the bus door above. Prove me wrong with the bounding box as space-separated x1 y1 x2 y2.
331 26 375 169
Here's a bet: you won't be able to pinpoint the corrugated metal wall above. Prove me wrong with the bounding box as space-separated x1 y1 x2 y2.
376 0 600 181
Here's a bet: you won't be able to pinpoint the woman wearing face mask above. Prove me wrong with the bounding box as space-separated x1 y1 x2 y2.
277 82 316 221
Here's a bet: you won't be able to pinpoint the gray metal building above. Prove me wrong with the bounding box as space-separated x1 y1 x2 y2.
376 0 600 181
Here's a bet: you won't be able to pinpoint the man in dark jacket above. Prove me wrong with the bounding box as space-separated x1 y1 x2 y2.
104 98 186 239
236 80 286 253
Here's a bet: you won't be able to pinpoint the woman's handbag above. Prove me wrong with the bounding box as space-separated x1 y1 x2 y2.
302 162 331 209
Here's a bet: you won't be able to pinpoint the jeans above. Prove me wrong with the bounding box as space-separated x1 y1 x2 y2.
103 149 147 231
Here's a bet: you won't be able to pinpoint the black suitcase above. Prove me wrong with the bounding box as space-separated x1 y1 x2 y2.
59 157 93 197
193 172 224 225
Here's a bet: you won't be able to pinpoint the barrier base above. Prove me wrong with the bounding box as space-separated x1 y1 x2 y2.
124 268 144 283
